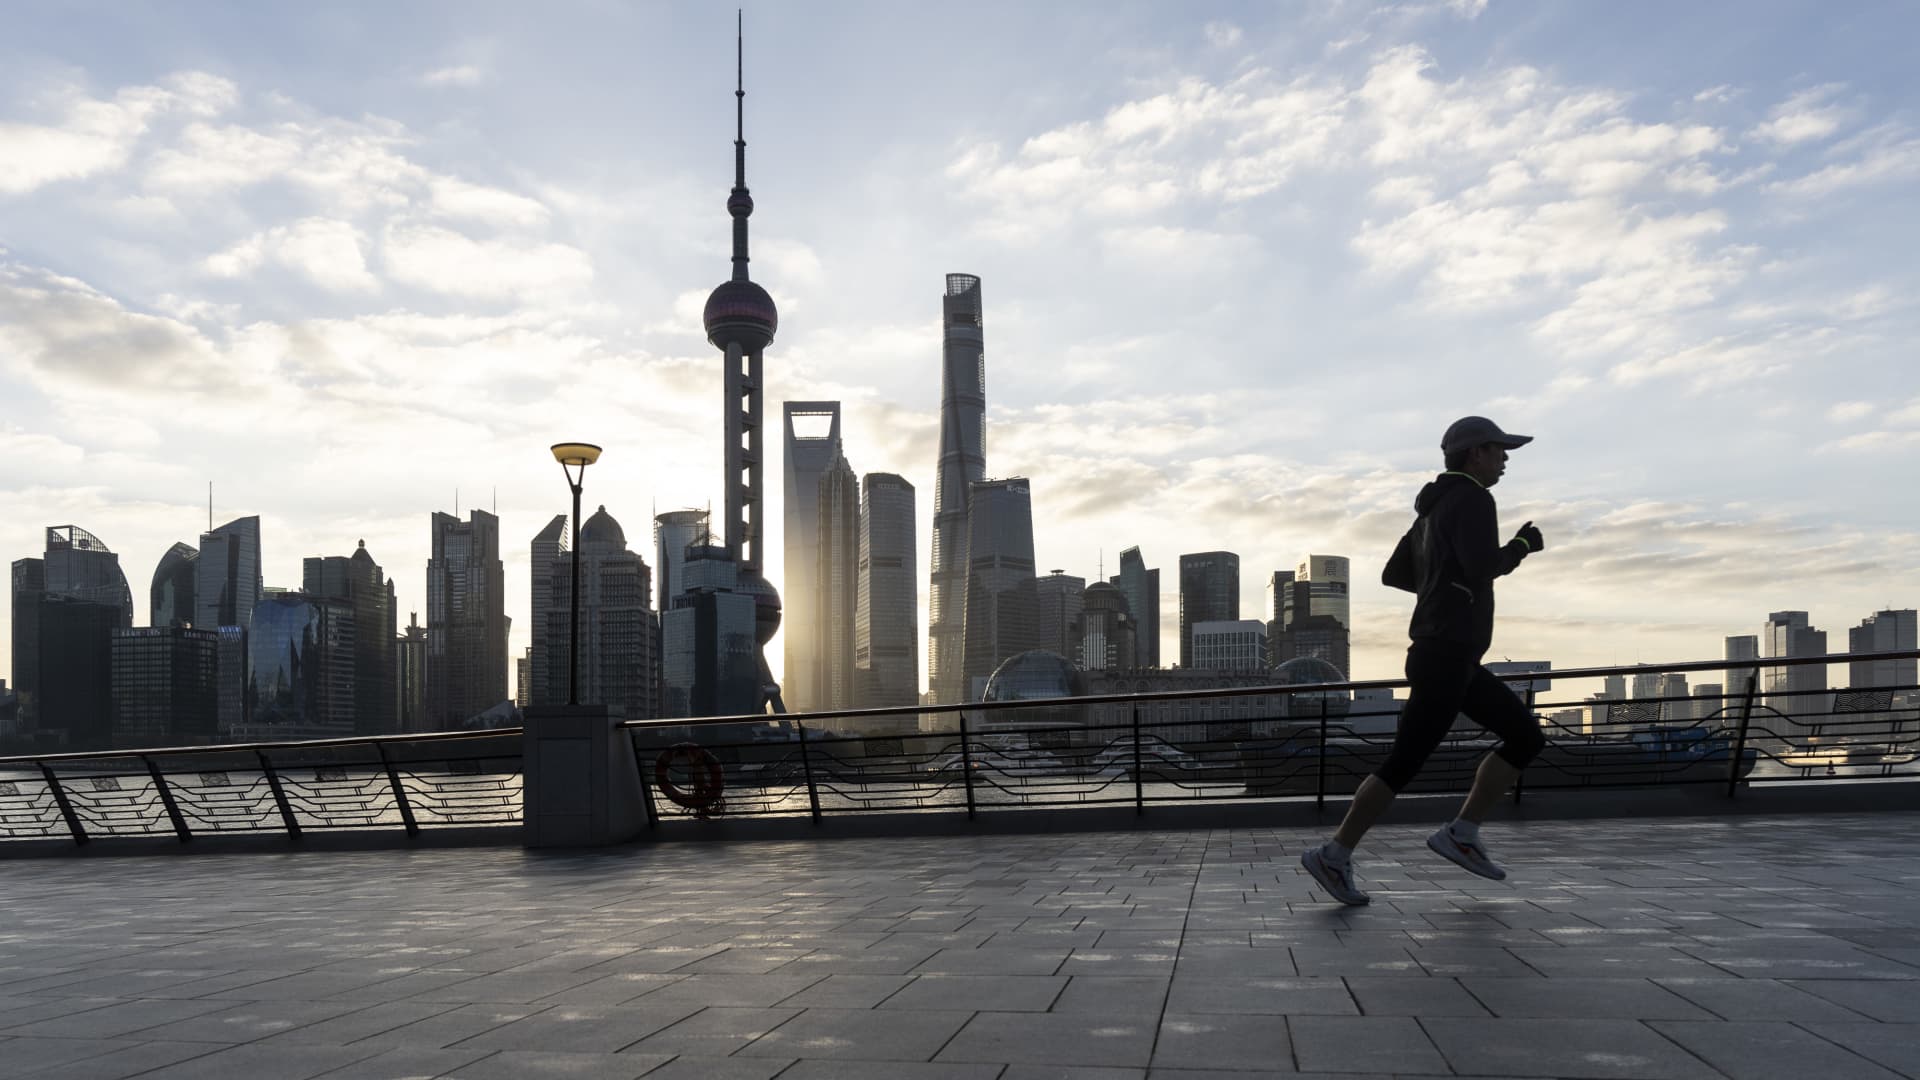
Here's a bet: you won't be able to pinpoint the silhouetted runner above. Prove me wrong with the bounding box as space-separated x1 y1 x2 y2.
1301 416 1546 906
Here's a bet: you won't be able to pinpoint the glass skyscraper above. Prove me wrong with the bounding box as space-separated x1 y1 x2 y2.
960 478 1039 701
782 401 842 713
928 274 987 704
1178 551 1239 669
426 509 509 729
854 473 917 709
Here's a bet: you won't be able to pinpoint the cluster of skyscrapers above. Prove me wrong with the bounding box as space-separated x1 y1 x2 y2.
4 513 514 750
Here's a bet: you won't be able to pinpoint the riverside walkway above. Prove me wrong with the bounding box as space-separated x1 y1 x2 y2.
1 812 1917 1079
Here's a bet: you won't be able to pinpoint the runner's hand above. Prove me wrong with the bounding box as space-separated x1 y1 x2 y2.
1514 521 1543 552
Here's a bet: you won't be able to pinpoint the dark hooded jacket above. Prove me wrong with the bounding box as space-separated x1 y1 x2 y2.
1382 472 1528 658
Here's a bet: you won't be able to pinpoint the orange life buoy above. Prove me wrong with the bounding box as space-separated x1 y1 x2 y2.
654 743 725 813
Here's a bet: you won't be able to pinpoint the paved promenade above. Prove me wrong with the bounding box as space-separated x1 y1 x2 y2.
2 813 1917 1079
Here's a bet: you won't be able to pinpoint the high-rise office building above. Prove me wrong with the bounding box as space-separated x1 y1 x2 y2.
1036 572 1087 659
426 510 509 729
528 514 567 708
196 515 259 739
396 613 427 732
37 596 122 748
1265 569 1293 668
855 473 918 708
816 450 860 712
45 525 134 621
1291 555 1351 630
516 648 532 707
1178 551 1239 668
1850 609 1917 691
654 508 709 717
1657 672 1691 722
1724 634 1760 696
662 545 762 717
111 626 218 745
10 558 45 734
538 506 662 719
699 30 784 712
150 543 198 628
15 527 134 746
1112 547 1160 668
245 590 354 738
960 478 1039 701
782 401 842 712
1762 611 1827 716
195 516 261 631
1076 581 1137 671
1192 619 1267 671
304 541 399 736
929 273 987 704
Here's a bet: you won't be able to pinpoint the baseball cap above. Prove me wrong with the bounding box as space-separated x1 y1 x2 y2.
1442 416 1533 456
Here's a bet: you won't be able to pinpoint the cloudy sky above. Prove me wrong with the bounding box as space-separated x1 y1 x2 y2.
3 1 1916 695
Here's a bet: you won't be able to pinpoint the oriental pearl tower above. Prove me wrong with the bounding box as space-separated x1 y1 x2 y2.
702 16 786 713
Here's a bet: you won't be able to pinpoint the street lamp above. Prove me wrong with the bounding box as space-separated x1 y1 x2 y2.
551 442 602 706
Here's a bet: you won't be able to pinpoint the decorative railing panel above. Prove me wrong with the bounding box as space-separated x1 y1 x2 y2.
3 651 1915 845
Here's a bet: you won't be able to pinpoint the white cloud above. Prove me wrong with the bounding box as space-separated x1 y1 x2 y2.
380 221 593 300
0 73 237 194
1826 401 1875 423
1203 21 1243 48
205 218 377 292
1770 127 1920 197
1750 84 1850 145
419 65 485 88
428 176 550 228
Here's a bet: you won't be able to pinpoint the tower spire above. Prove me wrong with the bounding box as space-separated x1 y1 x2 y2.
729 8 753 282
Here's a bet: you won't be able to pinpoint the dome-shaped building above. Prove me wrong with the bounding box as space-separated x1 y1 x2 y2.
1271 655 1352 721
578 505 626 549
983 649 1088 742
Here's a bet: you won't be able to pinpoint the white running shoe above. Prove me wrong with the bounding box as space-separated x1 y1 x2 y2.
1427 827 1507 880
1301 845 1371 906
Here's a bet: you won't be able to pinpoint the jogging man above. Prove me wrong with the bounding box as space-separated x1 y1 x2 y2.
1301 416 1546 906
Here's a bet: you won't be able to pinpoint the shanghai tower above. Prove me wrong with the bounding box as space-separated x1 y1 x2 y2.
928 273 986 704
698 16 784 712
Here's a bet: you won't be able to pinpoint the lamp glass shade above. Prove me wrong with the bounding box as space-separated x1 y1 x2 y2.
551 442 603 466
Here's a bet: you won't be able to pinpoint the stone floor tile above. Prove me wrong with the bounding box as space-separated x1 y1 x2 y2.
774 973 913 1008
0 996 234 1039
736 1006 972 1061
998 1060 1144 1068
1424 1017 1722 1079
778 1062 1004 1080
1784 977 1920 1021
1652 977 1873 1021
882 974 1067 1011
622 1005 800 1056
636 1058 794 1080
913 947 1071 976
0 1035 141 1073
1151 1013 1293 1072
1173 946 1300 978
8 1040 221 1080
1050 975 1170 1016
1166 976 1358 1016
615 972 822 1010
309 1047 493 1079
1343 976 1490 1017
130 1042 387 1079
1796 1022 1920 1076
440 1049 673 1079
1290 1014 1449 1074
1459 977 1715 1020
939 1011 1158 1068
1652 1019 1904 1080
448 1003 700 1053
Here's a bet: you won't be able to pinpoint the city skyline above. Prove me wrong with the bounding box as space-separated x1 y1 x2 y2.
3 3 1918 691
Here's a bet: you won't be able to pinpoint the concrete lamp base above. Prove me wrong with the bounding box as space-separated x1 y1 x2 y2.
521 703 649 847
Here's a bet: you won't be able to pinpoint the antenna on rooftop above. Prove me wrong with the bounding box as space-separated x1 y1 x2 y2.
208 481 213 533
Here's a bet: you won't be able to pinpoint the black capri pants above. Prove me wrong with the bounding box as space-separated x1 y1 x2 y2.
1375 641 1546 793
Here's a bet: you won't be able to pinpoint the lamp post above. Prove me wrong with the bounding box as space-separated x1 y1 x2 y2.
551 442 602 706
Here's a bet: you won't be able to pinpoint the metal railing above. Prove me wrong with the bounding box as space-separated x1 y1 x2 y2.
3 649 1915 846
